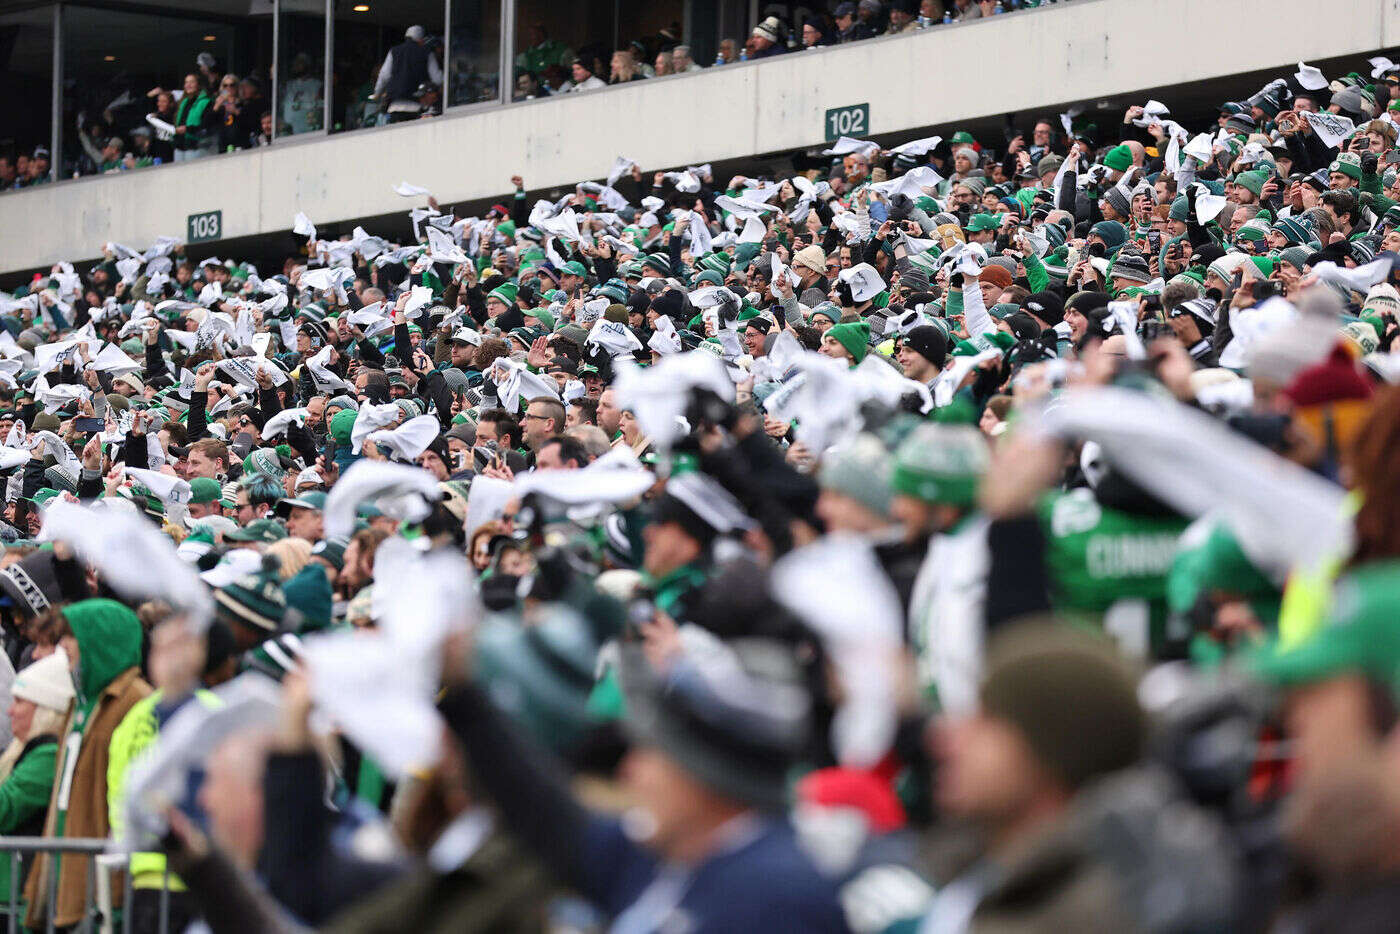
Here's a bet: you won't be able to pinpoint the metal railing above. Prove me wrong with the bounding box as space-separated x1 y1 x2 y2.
0 838 177 934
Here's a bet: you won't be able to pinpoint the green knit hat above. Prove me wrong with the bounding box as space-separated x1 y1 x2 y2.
890 423 989 506
329 408 356 444
214 554 287 634
825 321 871 363
1329 152 1362 181
1088 220 1128 255
282 564 333 632
243 447 285 479
1234 220 1269 244
1103 144 1134 173
642 253 673 277
1233 169 1269 199
698 253 732 276
487 282 519 307
733 242 762 270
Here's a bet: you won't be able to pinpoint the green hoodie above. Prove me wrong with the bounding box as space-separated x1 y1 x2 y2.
51 600 144 870
67 599 143 726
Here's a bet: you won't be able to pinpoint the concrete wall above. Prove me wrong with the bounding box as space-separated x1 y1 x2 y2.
1 0 1395 274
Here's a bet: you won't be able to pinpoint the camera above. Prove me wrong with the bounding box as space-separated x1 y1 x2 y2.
1140 320 1173 342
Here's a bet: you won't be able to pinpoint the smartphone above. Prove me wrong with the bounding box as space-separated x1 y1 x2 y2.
1147 231 1162 254
1386 152 1400 167
72 417 103 433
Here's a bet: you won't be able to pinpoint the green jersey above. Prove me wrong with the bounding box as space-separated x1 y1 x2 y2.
1037 488 1190 658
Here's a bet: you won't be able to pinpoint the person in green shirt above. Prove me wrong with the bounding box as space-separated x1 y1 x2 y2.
0 651 73 922
173 73 215 162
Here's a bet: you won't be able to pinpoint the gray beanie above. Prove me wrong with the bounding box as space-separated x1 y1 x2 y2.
817 434 894 518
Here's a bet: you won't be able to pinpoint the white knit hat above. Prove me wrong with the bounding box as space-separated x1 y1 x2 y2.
12 650 75 713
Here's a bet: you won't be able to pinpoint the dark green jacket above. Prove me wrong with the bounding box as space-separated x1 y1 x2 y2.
174 91 213 149
321 823 551 934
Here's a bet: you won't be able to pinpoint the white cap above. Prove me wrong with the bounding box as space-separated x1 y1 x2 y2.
12 650 74 714
405 25 427 41
450 326 483 346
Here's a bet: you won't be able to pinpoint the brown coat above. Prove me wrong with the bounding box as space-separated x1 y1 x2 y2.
24 667 151 929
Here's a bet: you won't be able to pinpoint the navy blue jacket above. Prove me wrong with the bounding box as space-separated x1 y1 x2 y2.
440 684 848 933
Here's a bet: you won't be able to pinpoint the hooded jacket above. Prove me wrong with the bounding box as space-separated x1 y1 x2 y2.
25 599 151 929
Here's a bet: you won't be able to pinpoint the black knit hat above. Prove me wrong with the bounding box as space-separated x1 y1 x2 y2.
649 288 686 323
1110 251 1152 285
214 554 287 636
1101 186 1131 221
1024 290 1064 326
618 639 810 810
903 325 948 368
0 551 63 618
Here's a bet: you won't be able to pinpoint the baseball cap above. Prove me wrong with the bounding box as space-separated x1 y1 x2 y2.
275 491 327 518
224 518 288 544
1253 562 1400 695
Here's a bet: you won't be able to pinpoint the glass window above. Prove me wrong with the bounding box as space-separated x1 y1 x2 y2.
331 0 444 134
510 0 686 97
448 0 501 108
0 6 54 189
62 5 273 176
276 2 328 137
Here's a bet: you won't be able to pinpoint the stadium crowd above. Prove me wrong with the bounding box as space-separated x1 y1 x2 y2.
1 47 1400 934
6 0 1060 188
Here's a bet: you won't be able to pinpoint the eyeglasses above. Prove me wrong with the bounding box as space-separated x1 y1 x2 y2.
522 412 552 421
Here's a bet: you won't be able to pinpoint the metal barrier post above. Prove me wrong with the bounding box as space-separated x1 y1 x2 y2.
84 853 94 933
7 850 17 934
0 839 122 934
159 864 170 934
45 846 56 934
122 859 133 934
94 852 125 934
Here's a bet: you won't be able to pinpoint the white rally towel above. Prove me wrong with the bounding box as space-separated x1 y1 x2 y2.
349 402 401 454
365 414 440 461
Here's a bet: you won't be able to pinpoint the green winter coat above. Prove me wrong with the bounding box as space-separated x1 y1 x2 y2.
0 737 58 908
